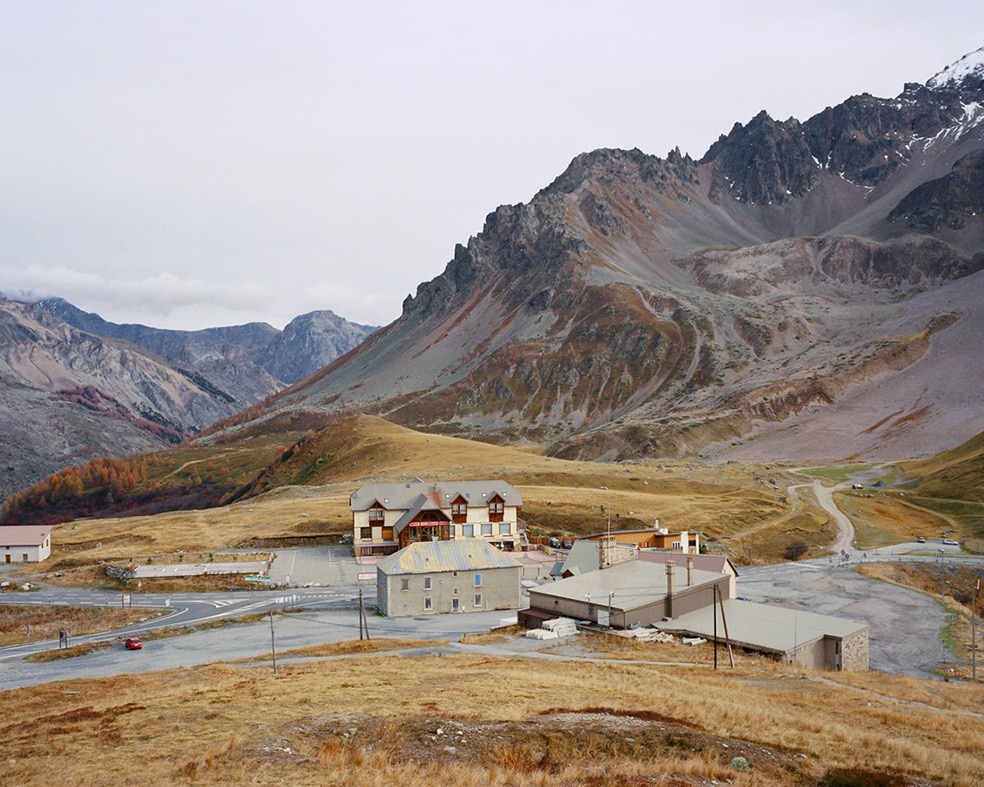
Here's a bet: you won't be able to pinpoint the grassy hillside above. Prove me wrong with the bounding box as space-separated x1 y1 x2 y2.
11 415 836 577
1 640 982 785
902 431 984 502
896 432 984 551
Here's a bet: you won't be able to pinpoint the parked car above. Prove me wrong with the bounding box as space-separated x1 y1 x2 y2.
917 536 926 543
549 538 561 548
942 538 959 546
562 539 573 550
124 637 142 650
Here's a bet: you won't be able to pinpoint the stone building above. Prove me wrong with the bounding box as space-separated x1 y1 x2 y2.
376 539 522 617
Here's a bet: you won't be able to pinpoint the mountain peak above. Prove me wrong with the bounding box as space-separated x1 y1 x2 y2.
927 46 984 91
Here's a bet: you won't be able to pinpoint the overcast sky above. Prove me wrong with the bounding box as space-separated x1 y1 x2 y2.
1 2 981 331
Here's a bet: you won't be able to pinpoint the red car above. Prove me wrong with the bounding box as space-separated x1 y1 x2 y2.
124 637 142 650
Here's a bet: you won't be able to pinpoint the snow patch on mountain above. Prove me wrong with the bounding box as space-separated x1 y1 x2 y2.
928 46 984 89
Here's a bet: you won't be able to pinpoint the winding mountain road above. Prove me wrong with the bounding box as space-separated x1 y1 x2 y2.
809 478 856 555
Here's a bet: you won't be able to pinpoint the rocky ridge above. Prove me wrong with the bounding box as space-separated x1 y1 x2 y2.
0 298 376 499
246 48 984 463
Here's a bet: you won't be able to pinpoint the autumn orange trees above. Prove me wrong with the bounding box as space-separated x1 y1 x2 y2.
2 456 148 523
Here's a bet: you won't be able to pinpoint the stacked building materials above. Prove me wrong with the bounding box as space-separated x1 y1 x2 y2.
542 617 578 637
525 617 580 639
620 628 674 643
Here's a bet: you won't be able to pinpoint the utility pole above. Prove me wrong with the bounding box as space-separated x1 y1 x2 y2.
974 578 980 682
712 586 718 670
269 610 278 676
359 588 370 641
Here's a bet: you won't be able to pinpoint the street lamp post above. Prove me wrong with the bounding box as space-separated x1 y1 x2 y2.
608 592 615 628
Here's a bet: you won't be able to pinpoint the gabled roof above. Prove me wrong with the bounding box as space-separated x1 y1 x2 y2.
393 494 449 534
351 479 521 512
0 525 52 546
560 540 603 575
376 539 521 575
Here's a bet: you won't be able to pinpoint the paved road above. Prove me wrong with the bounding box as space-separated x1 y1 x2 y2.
811 479 856 555
0 596 514 690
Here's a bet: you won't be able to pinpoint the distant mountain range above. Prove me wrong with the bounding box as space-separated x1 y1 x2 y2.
0 298 375 499
6 47 984 506
223 47 984 465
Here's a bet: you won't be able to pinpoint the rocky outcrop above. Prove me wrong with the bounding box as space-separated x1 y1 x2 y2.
260 311 377 384
700 47 984 206
888 149 984 232
701 112 819 203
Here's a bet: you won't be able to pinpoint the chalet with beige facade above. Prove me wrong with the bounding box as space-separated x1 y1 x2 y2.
350 479 522 558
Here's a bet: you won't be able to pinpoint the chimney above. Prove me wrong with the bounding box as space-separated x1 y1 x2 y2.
665 560 675 618
687 554 694 586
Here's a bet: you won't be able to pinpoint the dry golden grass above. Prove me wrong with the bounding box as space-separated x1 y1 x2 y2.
458 625 525 646
724 481 837 564
36 416 819 575
2 647 983 785
275 637 438 659
0 605 161 647
837 490 950 548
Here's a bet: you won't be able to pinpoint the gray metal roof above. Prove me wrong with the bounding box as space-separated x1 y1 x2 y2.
530 559 723 614
375 539 522 575
660 599 868 654
562 545 738 579
351 480 521 512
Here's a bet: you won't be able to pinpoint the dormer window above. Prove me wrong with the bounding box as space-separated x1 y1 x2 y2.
488 494 504 523
451 496 468 524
